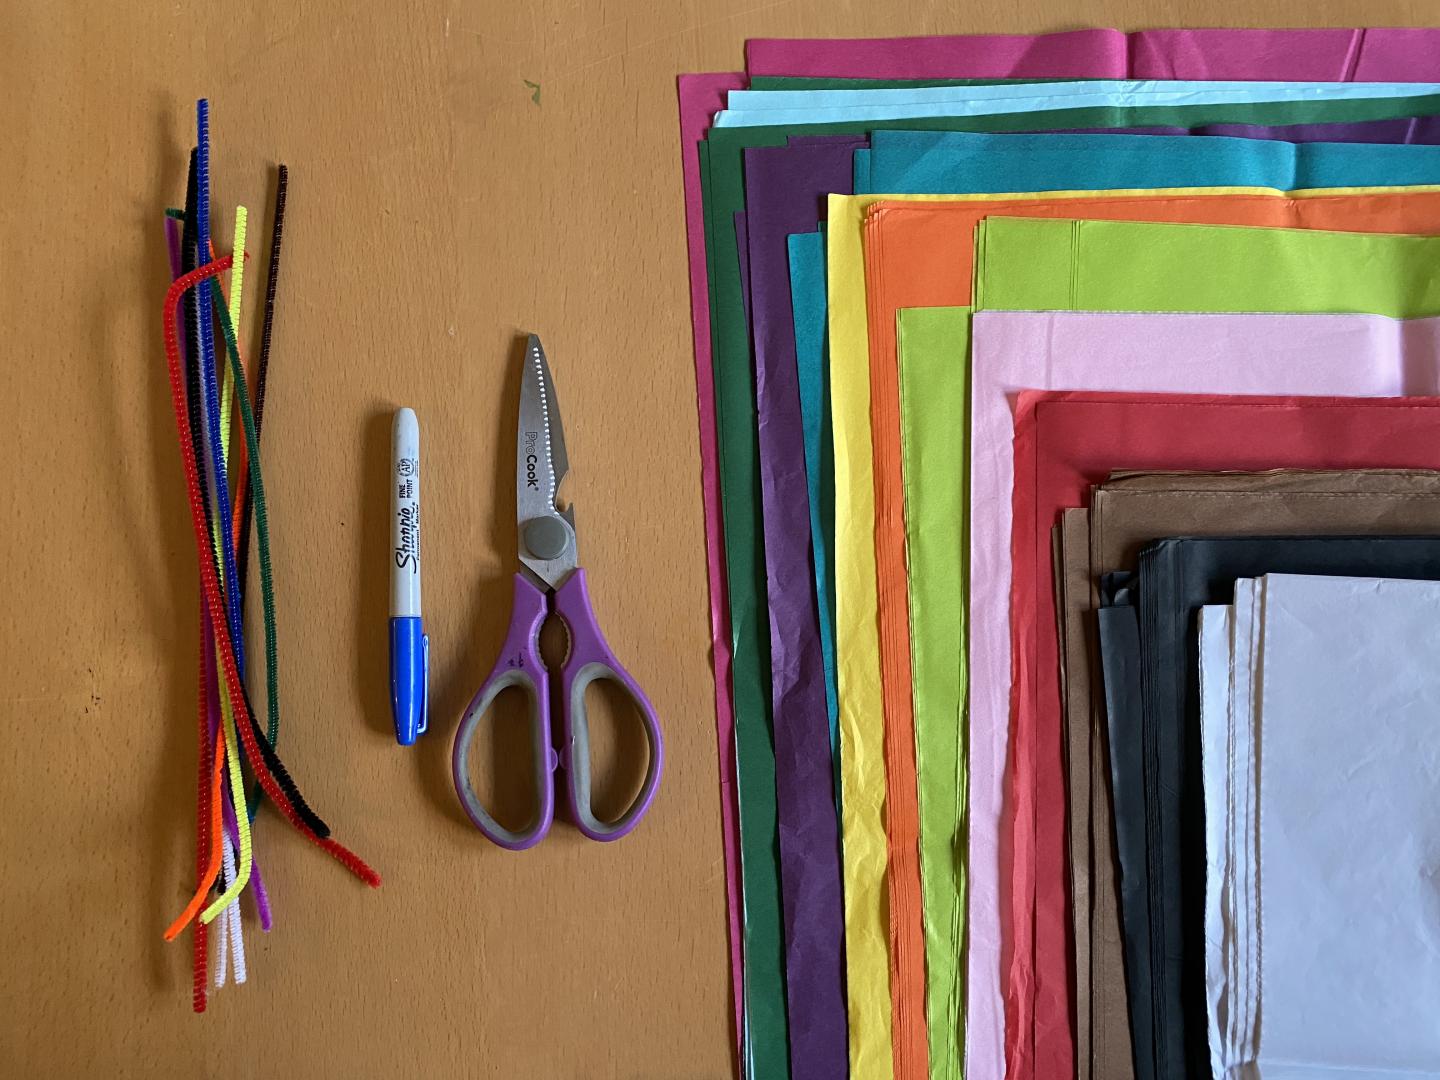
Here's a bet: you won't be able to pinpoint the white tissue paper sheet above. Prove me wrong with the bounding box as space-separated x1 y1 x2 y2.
1201 584 1261 1080
1199 604 1233 1080
1203 575 1440 1080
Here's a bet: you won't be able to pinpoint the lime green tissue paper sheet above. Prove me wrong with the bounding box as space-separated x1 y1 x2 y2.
897 306 974 1077
975 216 1440 312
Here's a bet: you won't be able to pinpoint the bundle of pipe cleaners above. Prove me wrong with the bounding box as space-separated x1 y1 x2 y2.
162 99 380 1014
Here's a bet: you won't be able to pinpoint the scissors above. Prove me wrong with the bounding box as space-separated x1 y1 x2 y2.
452 335 664 849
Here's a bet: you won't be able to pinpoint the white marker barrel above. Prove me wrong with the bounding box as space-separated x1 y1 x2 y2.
391 408 422 617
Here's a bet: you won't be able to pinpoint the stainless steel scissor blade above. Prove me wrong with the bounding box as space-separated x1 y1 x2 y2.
516 334 578 590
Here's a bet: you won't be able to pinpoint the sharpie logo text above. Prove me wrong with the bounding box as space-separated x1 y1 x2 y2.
395 504 420 572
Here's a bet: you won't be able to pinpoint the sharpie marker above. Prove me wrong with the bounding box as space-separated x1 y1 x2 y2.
390 407 429 745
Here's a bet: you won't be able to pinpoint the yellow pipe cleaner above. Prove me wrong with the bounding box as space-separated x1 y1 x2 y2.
201 219 254 925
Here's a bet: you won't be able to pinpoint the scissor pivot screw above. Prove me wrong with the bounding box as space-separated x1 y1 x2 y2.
524 517 569 561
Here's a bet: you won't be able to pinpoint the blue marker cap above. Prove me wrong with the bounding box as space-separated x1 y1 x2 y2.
390 617 429 745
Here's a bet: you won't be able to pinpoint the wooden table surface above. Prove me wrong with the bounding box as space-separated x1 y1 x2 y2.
4 0 1438 1075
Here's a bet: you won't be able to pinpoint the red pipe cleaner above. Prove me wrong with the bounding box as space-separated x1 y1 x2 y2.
162 255 381 893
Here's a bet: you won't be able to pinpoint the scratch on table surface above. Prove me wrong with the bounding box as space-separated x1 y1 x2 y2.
9 666 102 709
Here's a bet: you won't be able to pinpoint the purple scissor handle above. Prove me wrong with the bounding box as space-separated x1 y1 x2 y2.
452 570 664 848
451 336 663 848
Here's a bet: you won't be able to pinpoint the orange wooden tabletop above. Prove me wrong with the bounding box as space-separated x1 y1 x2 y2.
3 0 1438 1075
